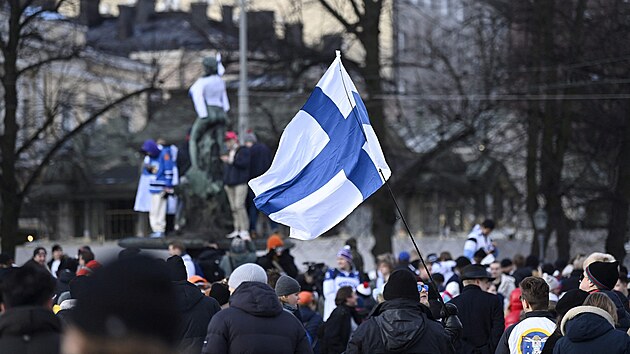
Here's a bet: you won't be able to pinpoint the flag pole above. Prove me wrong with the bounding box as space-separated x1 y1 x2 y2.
336 50 447 313
377 168 448 312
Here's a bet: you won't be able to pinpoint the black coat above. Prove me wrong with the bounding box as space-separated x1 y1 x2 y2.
173 280 221 354
202 281 313 354
344 298 454 354
449 284 504 354
0 306 61 354
321 304 360 354
248 142 273 179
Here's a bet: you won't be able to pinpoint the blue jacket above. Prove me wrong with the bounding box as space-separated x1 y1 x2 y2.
147 145 175 193
554 305 630 354
223 146 250 186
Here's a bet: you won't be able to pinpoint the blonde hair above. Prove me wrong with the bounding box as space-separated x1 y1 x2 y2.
583 252 616 270
584 292 618 324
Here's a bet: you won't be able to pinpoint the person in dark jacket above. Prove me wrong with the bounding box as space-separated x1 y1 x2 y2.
257 234 299 278
53 268 75 302
47 244 77 277
540 289 589 354
242 131 275 236
554 299 630 353
449 264 504 354
578 260 630 330
495 276 556 354
202 263 312 354
0 264 61 354
166 255 221 354
321 286 361 354
222 131 251 239
299 291 323 354
344 269 456 354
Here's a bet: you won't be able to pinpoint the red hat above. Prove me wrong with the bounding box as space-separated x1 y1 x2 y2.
224 131 238 141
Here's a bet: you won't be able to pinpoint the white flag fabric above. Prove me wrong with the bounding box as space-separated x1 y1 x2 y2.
248 54 391 240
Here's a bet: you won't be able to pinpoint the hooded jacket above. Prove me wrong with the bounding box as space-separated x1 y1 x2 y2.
553 305 630 354
173 280 221 354
344 298 454 354
0 306 62 354
202 281 312 354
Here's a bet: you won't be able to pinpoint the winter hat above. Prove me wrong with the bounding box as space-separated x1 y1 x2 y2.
71 256 179 347
298 291 314 305
188 275 208 285
585 261 619 290
228 263 268 290
165 255 187 281
243 132 257 143
266 234 284 251
500 258 513 268
426 253 439 263
383 269 420 302
356 281 372 296
224 131 238 141
141 139 160 157
555 289 589 317
230 236 247 254
398 251 410 262
337 246 353 263
209 282 230 306
275 275 301 296
455 256 471 269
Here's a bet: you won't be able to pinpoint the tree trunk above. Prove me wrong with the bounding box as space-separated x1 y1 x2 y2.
0 1 22 257
606 102 630 262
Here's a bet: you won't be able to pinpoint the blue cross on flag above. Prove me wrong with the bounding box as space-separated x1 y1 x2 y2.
248 52 391 240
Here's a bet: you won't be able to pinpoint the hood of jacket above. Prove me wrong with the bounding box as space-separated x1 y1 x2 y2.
560 305 615 341
372 298 429 352
141 139 160 157
0 306 61 336
173 280 205 312
229 281 282 317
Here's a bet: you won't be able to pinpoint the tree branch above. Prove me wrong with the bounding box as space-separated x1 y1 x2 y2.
16 111 57 156
19 85 156 198
350 0 363 19
317 0 358 34
17 49 81 76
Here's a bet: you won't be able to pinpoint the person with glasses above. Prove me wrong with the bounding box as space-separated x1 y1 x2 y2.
449 264 504 354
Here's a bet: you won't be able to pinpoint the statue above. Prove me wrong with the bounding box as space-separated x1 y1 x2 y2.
176 56 232 235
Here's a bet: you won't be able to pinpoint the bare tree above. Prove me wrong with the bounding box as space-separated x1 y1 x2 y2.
0 0 158 256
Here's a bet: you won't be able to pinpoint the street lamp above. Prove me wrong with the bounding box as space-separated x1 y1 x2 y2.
533 207 548 261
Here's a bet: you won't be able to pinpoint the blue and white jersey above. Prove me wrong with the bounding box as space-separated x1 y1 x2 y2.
148 146 175 194
463 224 495 260
322 268 360 320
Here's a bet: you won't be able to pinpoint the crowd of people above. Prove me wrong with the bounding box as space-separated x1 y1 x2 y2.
1 221 630 354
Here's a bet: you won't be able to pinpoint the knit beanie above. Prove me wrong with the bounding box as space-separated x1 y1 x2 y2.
337 246 353 263
228 263 268 290
555 289 589 317
298 291 314 305
275 275 301 296
266 234 284 251
209 282 230 306
586 261 619 290
383 269 420 302
165 255 187 282
243 132 257 143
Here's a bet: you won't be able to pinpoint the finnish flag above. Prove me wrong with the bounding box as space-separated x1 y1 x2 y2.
249 53 391 240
